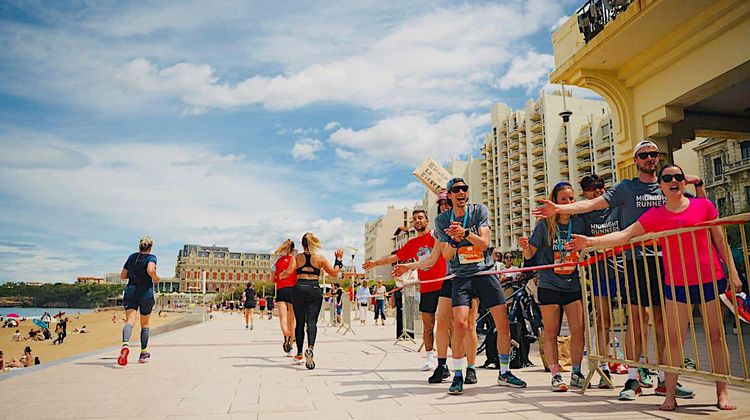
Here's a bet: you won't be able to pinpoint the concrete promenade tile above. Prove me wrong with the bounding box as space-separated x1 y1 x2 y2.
1 312 749 420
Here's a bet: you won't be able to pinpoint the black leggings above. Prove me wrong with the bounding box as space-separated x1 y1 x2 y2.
292 280 323 354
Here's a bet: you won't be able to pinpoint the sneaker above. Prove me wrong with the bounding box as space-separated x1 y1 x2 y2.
419 358 437 371
683 357 696 370
465 367 478 385
618 378 642 401
570 371 590 389
304 348 315 370
721 290 750 323
448 375 464 395
598 370 614 389
638 367 653 388
282 337 291 354
497 371 527 388
245 324 249 329
655 380 695 398
551 374 568 392
294 354 304 365
116 346 129 367
610 362 628 374
250 324 254 330
286 348 295 357
428 364 450 384
138 352 151 363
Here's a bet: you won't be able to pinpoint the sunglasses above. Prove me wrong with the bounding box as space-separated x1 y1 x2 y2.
450 185 469 193
504 256 513 259
585 182 604 192
636 151 660 159
660 173 685 183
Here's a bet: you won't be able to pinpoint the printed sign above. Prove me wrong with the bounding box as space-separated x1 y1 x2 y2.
413 157 453 195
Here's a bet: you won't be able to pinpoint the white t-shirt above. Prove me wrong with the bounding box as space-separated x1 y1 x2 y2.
374 285 387 300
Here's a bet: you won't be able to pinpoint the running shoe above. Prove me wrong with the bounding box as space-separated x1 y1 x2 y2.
245 324 249 329
138 352 151 363
720 290 750 323
551 374 568 392
250 324 254 330
116 346 129 367
683 357 696 370
598 370 614 389
655 381 695 398
286 348 295 357
428 364 450 384
282 337 291 354
497 371 527 388
638 367 653 388
570 371 590 389
610 362 628 374
294 354 304 365
618 378 642 401
419 358 437 371
304 348 315 370
464 367 478 385
448 375 464 395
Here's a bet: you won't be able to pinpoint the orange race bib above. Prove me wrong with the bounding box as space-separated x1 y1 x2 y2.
554 250 579 275
457 246 484 265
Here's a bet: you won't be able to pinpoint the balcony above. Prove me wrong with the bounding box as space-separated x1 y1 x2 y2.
596 141 612 152
575 134 590 147
529 120 544 133
532 156 545 167
577 0 634 43
576 147 591 158
512 182 522 192
511 171 521 181
534 180 546 190
559 152 569 162
577 158 592 169
725 157 750 175
558 141 568 151
532 145 545 155
509 149 520 159
596 152 612 164
532 132 544 144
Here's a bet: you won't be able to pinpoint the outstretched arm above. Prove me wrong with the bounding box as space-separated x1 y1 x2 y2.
532 196 608 219
320 249 345 277
567 222 646 251
363 254 400 271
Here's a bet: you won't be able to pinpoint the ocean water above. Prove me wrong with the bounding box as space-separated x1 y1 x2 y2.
0 307 94 319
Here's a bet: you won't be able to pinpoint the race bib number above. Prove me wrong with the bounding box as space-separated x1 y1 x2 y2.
554 250 579 275
457 246 484 265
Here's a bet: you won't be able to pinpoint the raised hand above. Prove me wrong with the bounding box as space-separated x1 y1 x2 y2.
531 199 559 220
334 249 344 259
566 234 591 251
518 237 530 250
362 260 376 270
392 264 410 278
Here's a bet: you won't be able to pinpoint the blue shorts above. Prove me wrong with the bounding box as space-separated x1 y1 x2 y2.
123 286 155 316
664 278 726 304
336 304 342 315
452 274 505 308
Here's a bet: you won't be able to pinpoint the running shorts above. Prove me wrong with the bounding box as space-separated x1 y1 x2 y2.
664 278 726 304
537 287 582 306
439 278 452 299
419 290 440 314
277 287 294 304
452 274 504 308
626 256 664 307
123 285 155 316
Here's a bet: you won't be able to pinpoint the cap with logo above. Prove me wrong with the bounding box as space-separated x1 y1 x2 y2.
633 140 659 157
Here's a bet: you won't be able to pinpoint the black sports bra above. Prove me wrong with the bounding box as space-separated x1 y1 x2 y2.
296 253 321 276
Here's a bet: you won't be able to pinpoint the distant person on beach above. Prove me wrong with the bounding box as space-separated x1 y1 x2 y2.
117 235 160 367
12 330 20 341
4 346 35 368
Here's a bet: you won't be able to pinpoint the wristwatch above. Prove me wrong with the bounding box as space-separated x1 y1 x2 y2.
464 228 470 238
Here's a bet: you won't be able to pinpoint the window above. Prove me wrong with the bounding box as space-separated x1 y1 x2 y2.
746 186 750 206
717 197 727 215
714 157 723 177
742 141 750 160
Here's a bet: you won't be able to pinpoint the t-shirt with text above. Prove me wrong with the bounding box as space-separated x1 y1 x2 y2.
529 217 587 292
434 204 494 277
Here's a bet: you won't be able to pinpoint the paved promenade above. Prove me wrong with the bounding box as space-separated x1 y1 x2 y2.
1 311 748 419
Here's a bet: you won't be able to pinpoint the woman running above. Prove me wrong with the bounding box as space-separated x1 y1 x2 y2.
519 182 587 392
273 239 297 356
568 164 740 411
280 233 343 369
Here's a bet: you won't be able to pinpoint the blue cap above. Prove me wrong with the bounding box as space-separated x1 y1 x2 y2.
446 177 465 191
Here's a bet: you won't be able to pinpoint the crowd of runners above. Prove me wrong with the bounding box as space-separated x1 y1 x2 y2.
113 140 749 412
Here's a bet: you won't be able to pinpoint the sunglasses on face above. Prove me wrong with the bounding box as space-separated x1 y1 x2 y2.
450 185 469 193
504 256 513 259
660 173 685 183
585 183 604 192
637 151 660 159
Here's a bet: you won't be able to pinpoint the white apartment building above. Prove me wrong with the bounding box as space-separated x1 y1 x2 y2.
364 206 412 280
481 90 614 252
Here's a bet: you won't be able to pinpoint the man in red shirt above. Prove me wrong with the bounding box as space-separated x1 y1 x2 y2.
364 209 450 379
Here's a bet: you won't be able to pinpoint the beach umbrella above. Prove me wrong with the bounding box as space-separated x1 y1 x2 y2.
33 319 49 330
6 313 21 318
54 311 65 318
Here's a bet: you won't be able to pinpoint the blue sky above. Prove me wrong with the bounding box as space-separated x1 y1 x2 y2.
0 0 584 282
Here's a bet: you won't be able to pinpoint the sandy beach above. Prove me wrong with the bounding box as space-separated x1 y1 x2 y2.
0 308 186 372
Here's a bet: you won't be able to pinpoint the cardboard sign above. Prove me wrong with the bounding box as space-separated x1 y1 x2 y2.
413 157 453 195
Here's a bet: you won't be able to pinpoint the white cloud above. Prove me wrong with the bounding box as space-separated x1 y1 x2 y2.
324 121 341 131
0 142 90 169
550 15 570 31
291 138 324 161
335 148 357 160
352 199 421 216
496 50 555 91
329 112 489 165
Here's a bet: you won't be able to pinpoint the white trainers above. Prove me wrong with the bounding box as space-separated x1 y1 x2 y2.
419 359 437 371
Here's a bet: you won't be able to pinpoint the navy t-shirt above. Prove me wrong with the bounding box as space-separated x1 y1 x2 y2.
123 252 157 292
529 217 586 292
434 203 494 277
580 206 623 281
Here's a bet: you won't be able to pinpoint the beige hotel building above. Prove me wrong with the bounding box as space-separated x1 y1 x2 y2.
175 244 274 293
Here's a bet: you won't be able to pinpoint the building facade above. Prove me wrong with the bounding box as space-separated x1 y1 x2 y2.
104 272 125 285
695 137 750 216
481 91 614 252
364 206 412 281
76 276 105 285
175 244 273 293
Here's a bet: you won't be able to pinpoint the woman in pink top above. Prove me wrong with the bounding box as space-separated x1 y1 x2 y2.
568 164 741 412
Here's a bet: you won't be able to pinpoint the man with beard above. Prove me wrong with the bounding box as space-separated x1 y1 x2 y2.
533 141 705 401
395 178 527 394
363 209 448 375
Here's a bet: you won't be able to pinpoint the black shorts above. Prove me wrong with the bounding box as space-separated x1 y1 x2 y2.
245 302 256 309
537 287 582 306
419 290 440 314
123 286 155 316
439 279 452 299
626 256 664 307
277 287 294 303
452 274 505 308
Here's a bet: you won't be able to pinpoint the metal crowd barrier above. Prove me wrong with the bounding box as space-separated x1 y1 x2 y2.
578 214 750 392
327 298 337 327
395 283 423 349
337 296 355 335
